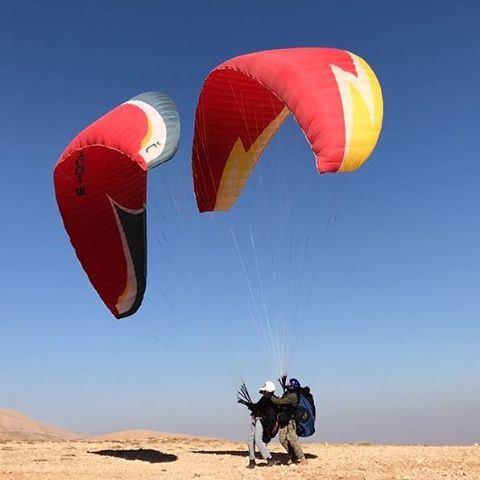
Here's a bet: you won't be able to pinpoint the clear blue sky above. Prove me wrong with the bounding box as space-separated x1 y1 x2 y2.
1 0 479 445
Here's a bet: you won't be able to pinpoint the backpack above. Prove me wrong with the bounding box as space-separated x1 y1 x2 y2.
295 387 316 437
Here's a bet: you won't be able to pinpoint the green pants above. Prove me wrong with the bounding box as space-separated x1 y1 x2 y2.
279 419 305 461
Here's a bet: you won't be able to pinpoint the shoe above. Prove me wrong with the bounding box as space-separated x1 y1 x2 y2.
297 458 307 466
265 458 278 467
286 457 295 465
246 460 256 469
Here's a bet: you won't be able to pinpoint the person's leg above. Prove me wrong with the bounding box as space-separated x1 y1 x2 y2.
254 419 271 460
247 421 256 463
287 420 306 462
279 425 289 453
279 425 295 463
287 443 296 462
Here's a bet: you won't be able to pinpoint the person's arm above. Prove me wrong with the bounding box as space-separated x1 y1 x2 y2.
269 392 298 406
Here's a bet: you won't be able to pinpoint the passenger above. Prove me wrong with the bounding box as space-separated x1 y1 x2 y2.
238 380 279 468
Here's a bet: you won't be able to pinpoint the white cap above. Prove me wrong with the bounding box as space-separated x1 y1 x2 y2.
259 381 276 393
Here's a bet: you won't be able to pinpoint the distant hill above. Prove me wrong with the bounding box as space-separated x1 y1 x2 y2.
0 410 216 443
0 409 79 440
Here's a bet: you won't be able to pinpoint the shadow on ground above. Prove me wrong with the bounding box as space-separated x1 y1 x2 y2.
191 450 317 463
89 449 177 463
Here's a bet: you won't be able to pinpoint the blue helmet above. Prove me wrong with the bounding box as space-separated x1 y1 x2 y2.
288 378 301 389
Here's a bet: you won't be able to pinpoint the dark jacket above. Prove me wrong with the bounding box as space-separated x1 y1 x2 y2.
244 395 278 443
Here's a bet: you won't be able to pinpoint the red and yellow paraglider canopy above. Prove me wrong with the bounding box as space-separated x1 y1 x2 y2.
54 92 180 319
192 48 383 212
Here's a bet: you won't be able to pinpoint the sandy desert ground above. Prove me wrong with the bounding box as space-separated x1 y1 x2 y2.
0 410 478 480
1 435 479 480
